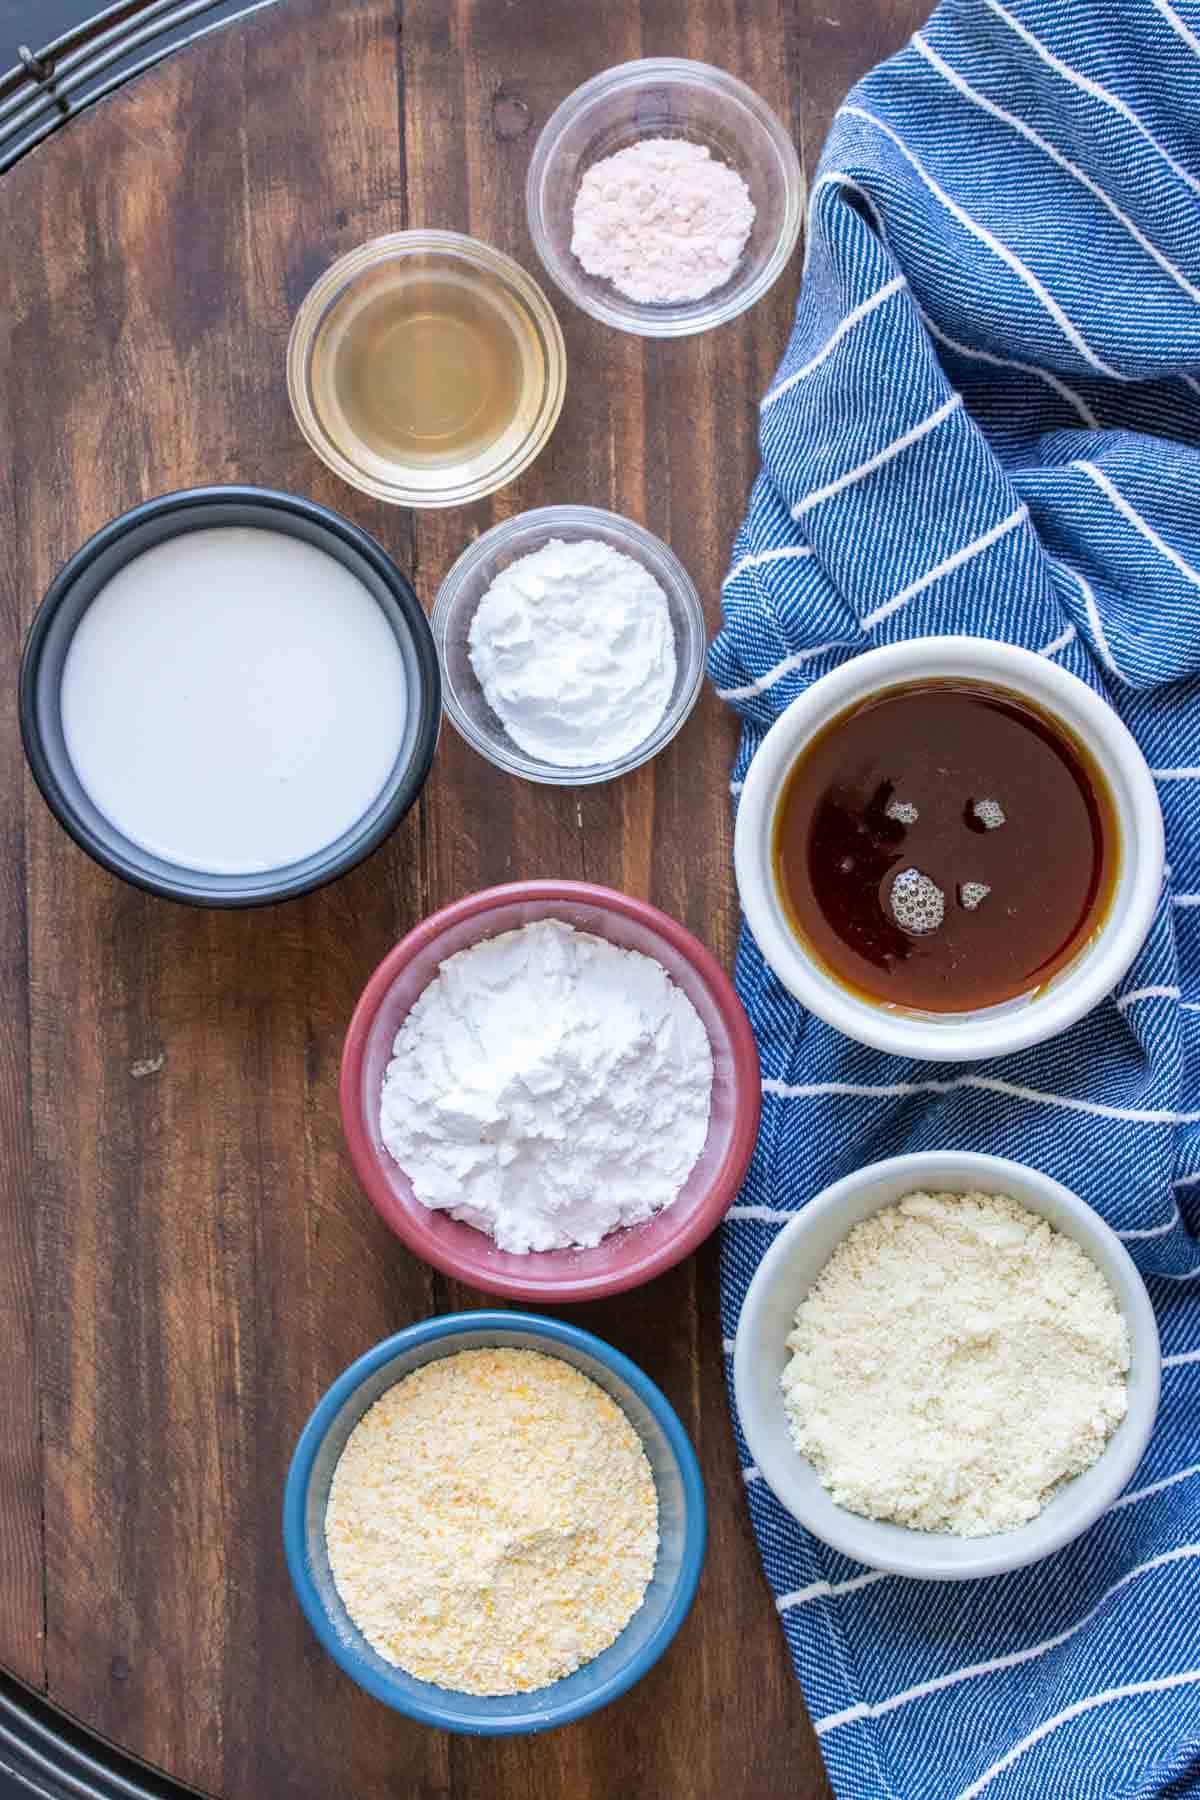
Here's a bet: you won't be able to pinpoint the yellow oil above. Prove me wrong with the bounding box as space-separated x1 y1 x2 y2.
311 259 535 476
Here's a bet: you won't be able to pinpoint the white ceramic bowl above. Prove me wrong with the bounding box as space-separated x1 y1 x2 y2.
734 1151 1161 1581
734 636 1164 1061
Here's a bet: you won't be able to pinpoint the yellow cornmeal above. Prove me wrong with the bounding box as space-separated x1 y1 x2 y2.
325 1347 659 1695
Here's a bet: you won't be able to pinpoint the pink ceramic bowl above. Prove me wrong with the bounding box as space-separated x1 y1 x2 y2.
340 880 761 1302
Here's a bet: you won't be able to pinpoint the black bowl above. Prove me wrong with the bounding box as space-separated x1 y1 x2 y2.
19 486 441 907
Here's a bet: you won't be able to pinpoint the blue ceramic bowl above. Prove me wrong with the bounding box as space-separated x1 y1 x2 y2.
283 1311 706 1734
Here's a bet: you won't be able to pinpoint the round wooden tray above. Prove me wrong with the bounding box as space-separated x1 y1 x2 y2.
0 0 920 1793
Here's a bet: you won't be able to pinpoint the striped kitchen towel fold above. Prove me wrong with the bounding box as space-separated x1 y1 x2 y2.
710 2 1200 1795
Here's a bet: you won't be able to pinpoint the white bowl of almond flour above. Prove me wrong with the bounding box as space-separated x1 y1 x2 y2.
283 1312 706 1731
734 1151 1160 1580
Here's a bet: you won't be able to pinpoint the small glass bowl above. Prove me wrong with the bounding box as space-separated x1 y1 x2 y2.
287 231 567 509
526 58 804 338
431 505 706 785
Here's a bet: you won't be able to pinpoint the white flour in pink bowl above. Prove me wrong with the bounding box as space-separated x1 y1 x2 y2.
570 137 755 306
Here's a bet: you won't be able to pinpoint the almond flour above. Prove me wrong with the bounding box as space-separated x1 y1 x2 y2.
780 1190 1130 1536
325 1348 659 1694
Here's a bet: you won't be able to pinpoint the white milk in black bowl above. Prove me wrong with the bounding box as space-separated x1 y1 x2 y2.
20 489 441 906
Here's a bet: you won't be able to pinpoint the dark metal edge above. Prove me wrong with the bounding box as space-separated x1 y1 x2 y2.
1 0 283 170
0 1672 202 1798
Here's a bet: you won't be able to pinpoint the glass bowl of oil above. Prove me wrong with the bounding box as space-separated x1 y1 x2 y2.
287 232 567 508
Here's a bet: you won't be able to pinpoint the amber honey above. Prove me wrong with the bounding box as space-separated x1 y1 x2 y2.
773 680 1118 1013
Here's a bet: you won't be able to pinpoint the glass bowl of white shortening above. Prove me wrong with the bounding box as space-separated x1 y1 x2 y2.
431 503 707 785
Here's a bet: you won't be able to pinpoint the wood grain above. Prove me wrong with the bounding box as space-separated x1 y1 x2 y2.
0 187 41 1696
0 0 930 1794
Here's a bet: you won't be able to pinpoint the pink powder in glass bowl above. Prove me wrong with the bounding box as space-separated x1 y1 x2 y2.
340 880 762 1301
570 138 756 306
526 58 804 339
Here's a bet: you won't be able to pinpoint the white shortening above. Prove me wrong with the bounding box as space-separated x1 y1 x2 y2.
468 537 676 767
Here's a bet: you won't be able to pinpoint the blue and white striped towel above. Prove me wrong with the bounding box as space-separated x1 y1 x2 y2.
710 2 1200 1794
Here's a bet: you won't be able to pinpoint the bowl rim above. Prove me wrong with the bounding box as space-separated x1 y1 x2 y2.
525 56 805 339
18 485 442 908
733 1150 1162 1580
430 504 708 785
734 635 1166 1060
285 228 568 509
339 879 762 1299
282 1309 708 1733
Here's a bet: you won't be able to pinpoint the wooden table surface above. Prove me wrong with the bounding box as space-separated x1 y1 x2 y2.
0 1 928 1793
